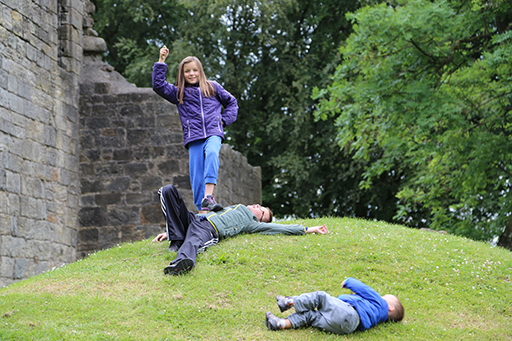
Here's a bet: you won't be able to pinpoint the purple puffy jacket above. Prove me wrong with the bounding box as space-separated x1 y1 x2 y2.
152 62 238 148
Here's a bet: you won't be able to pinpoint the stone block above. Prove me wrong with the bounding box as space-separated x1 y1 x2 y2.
124 163 147 177
156 114 180 128
104 176 131 192
96 134 125 148
94 193 121 206
0 168 5 191
6 170 20 193
25 119 45 144
94 163 123 177
80 178 103 194
0 214 10 234
157 160 180 174
7 192 20 216
126 192 153 205
107 206 140 226
2 150 23 173
81 149 101 162
127 128 149 146
79 206 108 227
140 176 162 191
93 82 110 94
133 146 166 160
80 195 94 207
0 190 7 215
84 117 109 130
65 103 78 123
141 204 161 224
166 144 188 159
121 225 144 243
10 215 17 237
0 6 13 32
132 115 156 128
141 224 163 240
120 104 144 117
78 226 99 244
173 175 191 189
21 175 44 198
2 236 26 257
99 226 120 250
18 79 31 100
35 260 50 275
110 118 127 128
113 149 132 161
13 258 27 279
20 196 46 220
0 69 7 88
0 256 14 279
33 239 54 259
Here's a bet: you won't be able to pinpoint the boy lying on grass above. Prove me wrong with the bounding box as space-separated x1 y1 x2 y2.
153 184 328 275
266 277 404 335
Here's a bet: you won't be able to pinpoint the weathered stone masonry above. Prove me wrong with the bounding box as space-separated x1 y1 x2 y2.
0 0 83 286
0 0 261 286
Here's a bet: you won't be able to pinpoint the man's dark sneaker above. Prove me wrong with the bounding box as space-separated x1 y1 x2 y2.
265 312 285 331
201 195 223 212
167 240 183 253
276 295 294 312
163 258 194 276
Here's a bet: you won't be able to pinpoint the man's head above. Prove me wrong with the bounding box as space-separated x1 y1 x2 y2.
247 204 273 223
382 294 405 322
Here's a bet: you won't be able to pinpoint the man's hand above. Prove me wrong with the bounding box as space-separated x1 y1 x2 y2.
306 224 328 234
152 232 167 242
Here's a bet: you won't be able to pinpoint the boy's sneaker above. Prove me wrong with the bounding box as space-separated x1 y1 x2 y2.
163 258 194 276
276 295 294 312
201 195 223 212
265 312 285 331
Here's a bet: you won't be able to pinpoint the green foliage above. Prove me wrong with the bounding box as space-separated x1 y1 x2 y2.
1 219 511 340
314 0 512 240
92 0 405 220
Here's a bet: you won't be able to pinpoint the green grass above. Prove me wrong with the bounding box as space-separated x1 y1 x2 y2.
1 217 511 340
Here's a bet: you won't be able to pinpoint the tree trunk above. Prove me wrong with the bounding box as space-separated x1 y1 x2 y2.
497 215 512 251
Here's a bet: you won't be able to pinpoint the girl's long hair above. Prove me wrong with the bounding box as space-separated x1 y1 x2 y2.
176 56 215 104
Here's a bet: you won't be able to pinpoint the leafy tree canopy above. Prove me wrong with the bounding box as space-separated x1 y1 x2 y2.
313 0 512 241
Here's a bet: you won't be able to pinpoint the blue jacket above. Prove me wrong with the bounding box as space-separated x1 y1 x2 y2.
152 62 238 148
337 277 389 331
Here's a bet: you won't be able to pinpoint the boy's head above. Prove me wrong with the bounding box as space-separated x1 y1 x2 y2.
382 294 405 322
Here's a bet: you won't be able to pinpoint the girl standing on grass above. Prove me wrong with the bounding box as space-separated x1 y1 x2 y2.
153 46 238 213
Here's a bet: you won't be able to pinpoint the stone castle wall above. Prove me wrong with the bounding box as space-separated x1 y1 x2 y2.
0 0 84 286
0 0 261 285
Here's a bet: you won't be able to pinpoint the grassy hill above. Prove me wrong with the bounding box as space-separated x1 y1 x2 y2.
1 217 511 340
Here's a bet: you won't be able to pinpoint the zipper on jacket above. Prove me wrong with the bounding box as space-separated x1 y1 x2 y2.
199 89 207 138
187 119 190 138
218 116 222 132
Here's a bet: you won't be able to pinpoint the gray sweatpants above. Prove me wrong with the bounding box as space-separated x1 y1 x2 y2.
286 291 360 335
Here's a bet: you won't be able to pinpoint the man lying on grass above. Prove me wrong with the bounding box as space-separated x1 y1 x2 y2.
266 277 404 335
152 184 328 275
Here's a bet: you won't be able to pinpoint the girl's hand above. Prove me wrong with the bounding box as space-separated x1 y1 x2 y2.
159 45 169 63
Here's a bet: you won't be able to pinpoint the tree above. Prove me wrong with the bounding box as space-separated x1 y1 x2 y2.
313 0 512 243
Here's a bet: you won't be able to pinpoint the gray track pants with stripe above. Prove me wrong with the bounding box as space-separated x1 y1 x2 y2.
286 291 360 335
